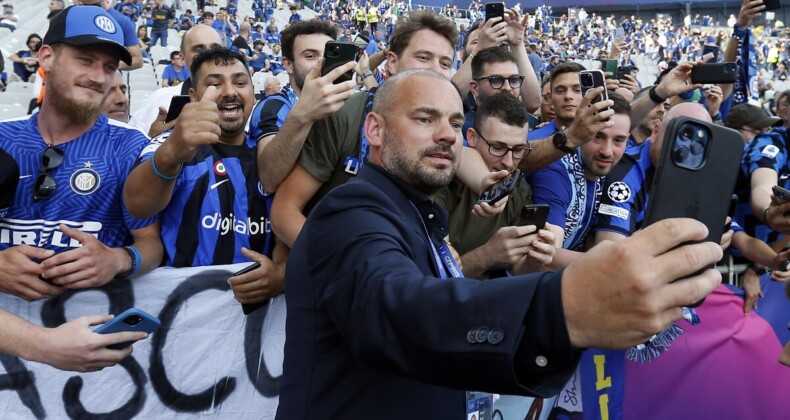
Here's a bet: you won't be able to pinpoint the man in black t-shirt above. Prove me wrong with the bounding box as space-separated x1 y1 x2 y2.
149 0 173 47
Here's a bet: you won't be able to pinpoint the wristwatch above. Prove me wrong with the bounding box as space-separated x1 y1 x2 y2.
552 129 575 154
358 70 374 81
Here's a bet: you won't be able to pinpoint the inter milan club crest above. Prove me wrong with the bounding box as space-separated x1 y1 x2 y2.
214 160 227 176
607 181 631 203
70 162 101 195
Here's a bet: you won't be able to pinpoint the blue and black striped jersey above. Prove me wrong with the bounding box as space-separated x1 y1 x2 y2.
594 140 654 237
138 134 273 267
0 114 155 251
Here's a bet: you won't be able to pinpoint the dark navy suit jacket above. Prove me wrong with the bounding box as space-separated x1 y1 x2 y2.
277 164 580 419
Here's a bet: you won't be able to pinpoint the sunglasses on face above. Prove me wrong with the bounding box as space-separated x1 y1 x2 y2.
473 75 526 89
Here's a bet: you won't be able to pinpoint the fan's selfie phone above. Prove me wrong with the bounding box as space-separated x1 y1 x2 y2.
691 63 737 84
485 2 504 21
321 41 360 84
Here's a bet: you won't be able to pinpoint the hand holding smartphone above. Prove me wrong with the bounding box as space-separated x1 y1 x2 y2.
485 2 504 22
165 95 190 123
321 41 360 84
94 308 160 350
519 204 549 229
232 262 270 315
478 169 521 206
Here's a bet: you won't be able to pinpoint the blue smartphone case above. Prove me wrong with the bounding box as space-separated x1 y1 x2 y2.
94 308 161 350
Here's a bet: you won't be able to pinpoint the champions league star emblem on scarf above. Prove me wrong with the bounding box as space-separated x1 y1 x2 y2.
626 306 700 363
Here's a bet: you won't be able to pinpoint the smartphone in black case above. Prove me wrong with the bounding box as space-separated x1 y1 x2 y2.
485 2 504 21
691 63 737 84
519 204 549 229
321 41 360 84
644 117 742 305
644 117 743 244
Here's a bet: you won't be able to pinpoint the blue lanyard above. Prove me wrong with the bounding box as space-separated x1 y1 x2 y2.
409 203 462 279
358 87 378 167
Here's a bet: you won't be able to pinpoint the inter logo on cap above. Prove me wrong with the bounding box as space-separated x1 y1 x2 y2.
94 15 117 34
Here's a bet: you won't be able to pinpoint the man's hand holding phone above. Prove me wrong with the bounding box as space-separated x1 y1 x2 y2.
289 57 357 126
472 169 510 217
227 247 284 305
564 87 615 150
764 186 790 234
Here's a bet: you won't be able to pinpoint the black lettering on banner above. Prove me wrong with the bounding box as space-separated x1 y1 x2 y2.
149 270 237 412
243 301 281 397
40 278 135 328
38 278 145 418
62 357 147 420
0 354 46 419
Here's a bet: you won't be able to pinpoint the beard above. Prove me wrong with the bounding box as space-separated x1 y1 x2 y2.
216 96 247 136
47 67 102 125
380 129 457 196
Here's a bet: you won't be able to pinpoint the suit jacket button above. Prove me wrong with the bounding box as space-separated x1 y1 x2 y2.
467 328 479 344
487 328 504 344
475 326 489 343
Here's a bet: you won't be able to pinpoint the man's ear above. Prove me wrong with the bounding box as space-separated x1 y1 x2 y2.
469 80 479 100
283 56 294 76
466 127 478 148
37 45 55 73
385 50 398 76
365 111 385 147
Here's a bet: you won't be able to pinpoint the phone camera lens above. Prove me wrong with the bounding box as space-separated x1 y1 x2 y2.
123 315 143 326
680 127 695 141
673 146 689 162
580 73 593 87
690 141 704 156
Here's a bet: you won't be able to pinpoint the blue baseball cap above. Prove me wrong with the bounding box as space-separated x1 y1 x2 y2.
43 5 132 65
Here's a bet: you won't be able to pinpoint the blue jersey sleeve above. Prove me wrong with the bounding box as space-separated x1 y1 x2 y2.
742 131 787 176
528 161 572 230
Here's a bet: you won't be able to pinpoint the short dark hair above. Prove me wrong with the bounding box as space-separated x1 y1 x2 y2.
169 50 181 60
776 89 790 109
608 92 631 116
471 47 516 79
462 21 480 51
549 62 585 88
388 10 458 58
475 93 530 129
280 20 337 61
190 46 248 82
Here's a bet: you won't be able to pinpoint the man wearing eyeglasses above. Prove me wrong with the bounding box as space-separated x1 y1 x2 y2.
434 93 556 278
462 47 525 142
527 93 631 267
0 6 162 302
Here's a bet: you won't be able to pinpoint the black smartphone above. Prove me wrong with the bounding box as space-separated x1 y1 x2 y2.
579 69 609 118
321 41 360 84
165 95 190 123
691 63 737 84
478 169 521 206
763 0 782 11
352 33 369 49
773 185 790 203
616 66 632 81
232 262 269 315
643 117 743 303
485 2 504 22
702 44 719 62
599 59 618 77
519 203 549 229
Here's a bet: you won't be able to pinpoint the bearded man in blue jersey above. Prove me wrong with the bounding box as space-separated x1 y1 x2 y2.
124 46 285 306
0 6 163 302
